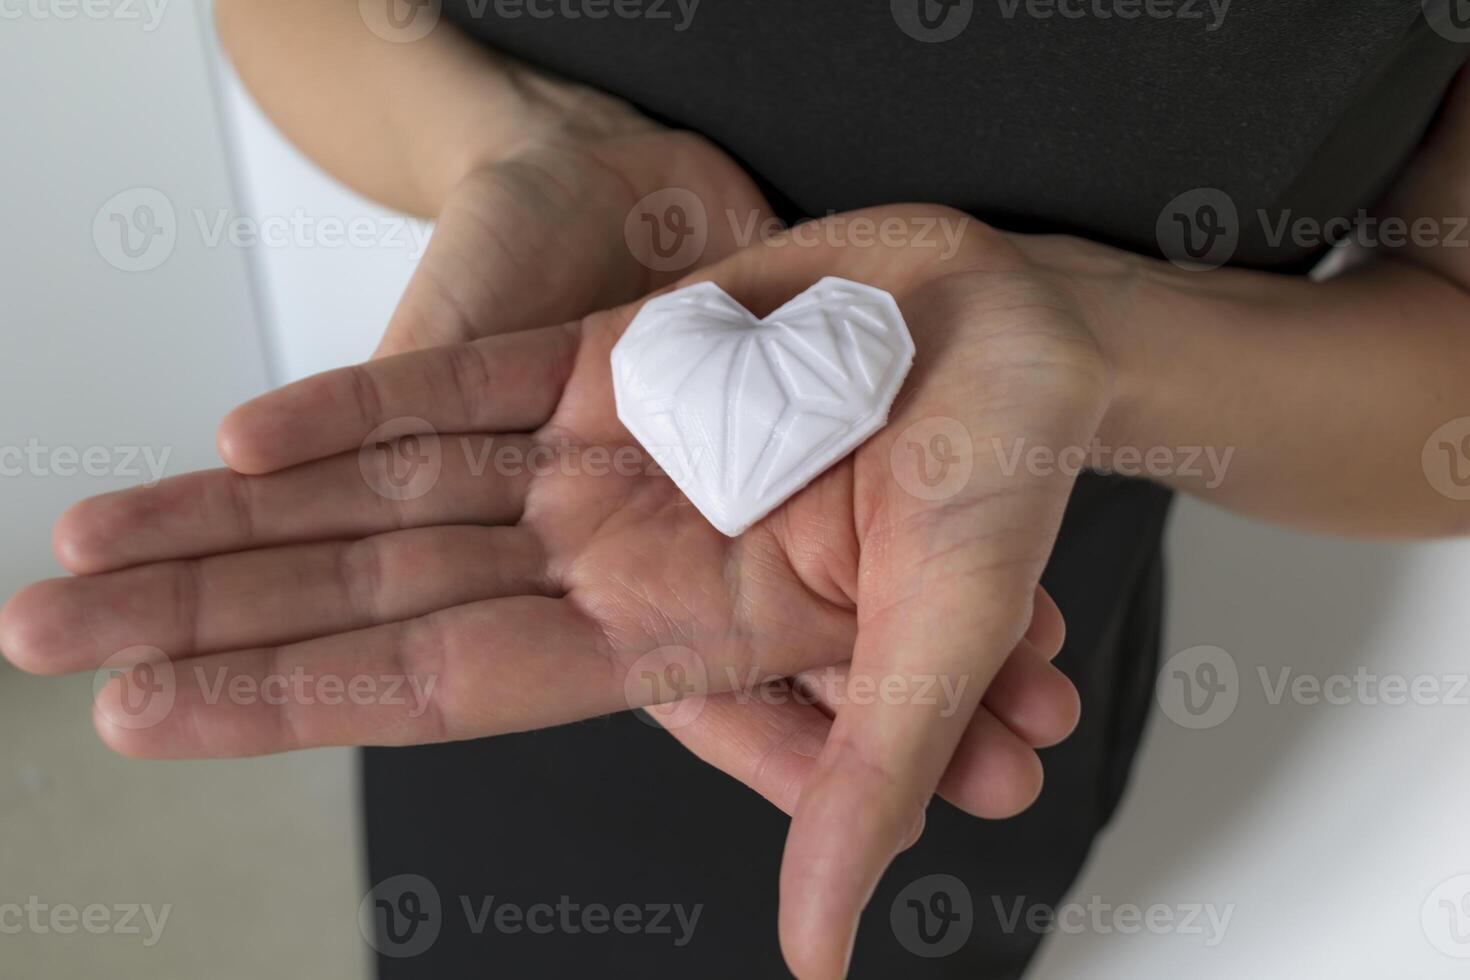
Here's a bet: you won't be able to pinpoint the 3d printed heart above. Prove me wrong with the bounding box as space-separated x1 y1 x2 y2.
611 277 916 536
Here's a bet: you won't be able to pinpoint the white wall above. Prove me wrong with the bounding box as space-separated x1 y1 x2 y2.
0 3 364 978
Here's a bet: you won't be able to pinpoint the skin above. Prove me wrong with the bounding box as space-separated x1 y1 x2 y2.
7 214 1101 980
4 3 1470 977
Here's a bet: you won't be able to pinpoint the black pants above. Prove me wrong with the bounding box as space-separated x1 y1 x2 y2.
364 474 1172 979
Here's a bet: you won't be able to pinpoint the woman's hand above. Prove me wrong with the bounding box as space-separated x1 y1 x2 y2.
372 113 769 355
1 205 1110 977
361 120 1084 823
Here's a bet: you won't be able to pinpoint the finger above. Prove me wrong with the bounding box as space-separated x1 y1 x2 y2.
979 641 1080 749
935 707 1045 818
374 163 651 357
1027 585 1066 661
660 680 1045 821
52 435 537 574
1 525 552 675
779 588 1029 980
655 686 829 815
219 324 581 475
92 595 612 758
793 638 1078 752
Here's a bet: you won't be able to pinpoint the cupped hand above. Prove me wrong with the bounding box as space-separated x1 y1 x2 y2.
354 109 1085 824
0 207 1107 978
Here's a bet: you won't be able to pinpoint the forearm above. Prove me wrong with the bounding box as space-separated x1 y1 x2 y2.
214 0 618 216
1073 249 1470 537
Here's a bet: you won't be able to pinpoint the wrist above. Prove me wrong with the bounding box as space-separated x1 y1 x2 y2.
1011 233 1173 453
426 53 649 215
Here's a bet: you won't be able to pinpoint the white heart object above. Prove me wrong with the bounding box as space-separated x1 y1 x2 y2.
611 276 916 536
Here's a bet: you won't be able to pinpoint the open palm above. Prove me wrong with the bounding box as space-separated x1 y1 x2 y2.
0 208 1106 979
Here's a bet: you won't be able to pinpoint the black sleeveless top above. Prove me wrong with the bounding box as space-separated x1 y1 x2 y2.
363 7 1465 978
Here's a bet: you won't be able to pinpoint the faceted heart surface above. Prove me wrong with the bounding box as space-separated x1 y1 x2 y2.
611 277 916 536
